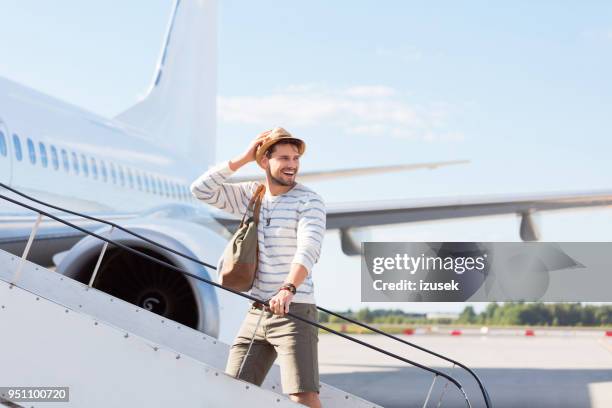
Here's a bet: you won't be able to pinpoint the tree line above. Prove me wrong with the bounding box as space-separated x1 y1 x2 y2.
457 303 612 326
319 303 612 326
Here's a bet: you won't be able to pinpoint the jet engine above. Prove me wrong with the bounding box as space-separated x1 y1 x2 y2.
55 217 227 338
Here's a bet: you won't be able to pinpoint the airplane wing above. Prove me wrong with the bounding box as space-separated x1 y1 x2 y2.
226 160 469 183
211 189 612 255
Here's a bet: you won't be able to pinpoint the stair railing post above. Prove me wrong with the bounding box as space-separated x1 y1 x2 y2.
12 213 43 284
89 225 115 287
422 374 438 408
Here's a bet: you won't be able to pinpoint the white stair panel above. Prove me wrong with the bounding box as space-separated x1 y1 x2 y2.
0 249 380 407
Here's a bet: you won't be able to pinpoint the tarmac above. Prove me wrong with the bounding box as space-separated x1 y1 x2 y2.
318 331 612 408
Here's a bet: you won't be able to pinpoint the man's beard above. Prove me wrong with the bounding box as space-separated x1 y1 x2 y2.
266 167 297 187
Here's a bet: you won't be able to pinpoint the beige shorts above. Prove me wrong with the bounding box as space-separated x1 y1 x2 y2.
225 302 319 395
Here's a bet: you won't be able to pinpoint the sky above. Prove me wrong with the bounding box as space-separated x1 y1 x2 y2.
0 0 611 313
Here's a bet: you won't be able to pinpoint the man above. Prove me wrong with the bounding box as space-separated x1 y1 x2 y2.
190 127 326 408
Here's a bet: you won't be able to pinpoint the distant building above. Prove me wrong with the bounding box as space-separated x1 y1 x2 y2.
426 312 459 320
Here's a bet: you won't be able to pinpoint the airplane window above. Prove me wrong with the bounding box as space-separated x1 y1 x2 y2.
71 152 79 174
110 163 117 184
27 138 36 165
143 174 150 192
162 179 169 197
61 149 69 171
151 175 157 194
169 181 175 198
136 171 142 190
80 153 89 177
118 165 125 186
127 168 134 188
60 149 70 171
90 157 98 180
159 178 165 196
100 161 108 182
39 142 48 168
12 134 22 161
0 131 6 157
50 145 59 170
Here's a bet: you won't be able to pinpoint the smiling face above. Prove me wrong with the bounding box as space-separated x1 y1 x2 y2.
262 141 301 187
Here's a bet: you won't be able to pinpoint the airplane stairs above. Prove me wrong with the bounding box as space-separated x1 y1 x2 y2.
0 248 381 407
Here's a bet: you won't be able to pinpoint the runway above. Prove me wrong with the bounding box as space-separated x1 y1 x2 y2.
319 332 612 408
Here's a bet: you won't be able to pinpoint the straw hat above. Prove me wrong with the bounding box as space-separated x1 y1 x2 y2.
255 127 306 168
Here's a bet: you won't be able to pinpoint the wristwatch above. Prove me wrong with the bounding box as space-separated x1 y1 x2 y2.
279 283 297 295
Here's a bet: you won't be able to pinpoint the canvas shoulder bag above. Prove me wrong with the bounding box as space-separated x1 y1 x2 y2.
218 183 266 291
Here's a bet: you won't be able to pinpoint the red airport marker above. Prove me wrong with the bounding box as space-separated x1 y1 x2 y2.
605 330 612 337
525 329 535 336
403 328 414 335
450 329 462 336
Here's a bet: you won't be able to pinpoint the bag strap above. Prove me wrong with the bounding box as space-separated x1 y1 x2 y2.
252 184 265 226
239 183 266 227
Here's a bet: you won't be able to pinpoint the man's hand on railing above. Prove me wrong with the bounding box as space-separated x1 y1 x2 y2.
268 288 294 316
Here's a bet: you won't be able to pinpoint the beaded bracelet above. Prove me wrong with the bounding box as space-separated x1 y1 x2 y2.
279 283 297 295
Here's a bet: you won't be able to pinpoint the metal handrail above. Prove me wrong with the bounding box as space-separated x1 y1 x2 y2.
0 182 479 407
318 306 493 407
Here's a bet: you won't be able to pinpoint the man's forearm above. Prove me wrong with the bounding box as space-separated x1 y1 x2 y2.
285 263 309 290
190 158 251 217
228 155 249 171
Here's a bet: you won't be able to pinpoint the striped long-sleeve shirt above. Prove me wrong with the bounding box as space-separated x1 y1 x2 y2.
190 160 326 304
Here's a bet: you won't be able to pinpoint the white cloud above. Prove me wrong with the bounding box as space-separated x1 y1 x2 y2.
218 84 464 143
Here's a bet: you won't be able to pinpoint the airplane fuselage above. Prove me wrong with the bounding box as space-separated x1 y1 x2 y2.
0 76 202 216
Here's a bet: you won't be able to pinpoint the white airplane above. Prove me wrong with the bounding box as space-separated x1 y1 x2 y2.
1 0 611 343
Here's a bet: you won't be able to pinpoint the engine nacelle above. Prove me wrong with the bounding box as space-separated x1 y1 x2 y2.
56 217 227 338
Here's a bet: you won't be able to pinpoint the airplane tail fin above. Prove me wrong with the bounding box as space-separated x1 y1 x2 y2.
114 0 217 168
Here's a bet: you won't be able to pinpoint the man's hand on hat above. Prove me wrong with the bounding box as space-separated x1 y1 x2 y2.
269 288 294 316
243 130 272 163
